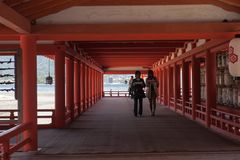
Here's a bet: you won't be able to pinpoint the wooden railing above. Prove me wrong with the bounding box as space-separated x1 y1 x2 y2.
196 103 207 124
176 98 183 113
211 108 240 138
0 109 55 129
65 108 71 124
185 101 193 117
0 123 31 160
37 109 55 128
104 91 129 97
169 97 175 108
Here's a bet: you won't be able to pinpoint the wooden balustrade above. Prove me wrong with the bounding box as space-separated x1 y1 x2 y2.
211 108 240 139
185 101 193 118
196 103 207 124
0 123 31 160
0 109 55 129
176 98 183 113
104 91 130 97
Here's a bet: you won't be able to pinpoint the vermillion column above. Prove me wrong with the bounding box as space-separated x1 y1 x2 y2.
66 58 74 121
182 60 189 115
192 56 201 120
159 69 162 104
74 60 80 117
55 52 65 128
93 70 96 103
206 51 216 127
173 64 178 111
163 68 168 105
20 35 37 151
81 63 86 111
79 62 82 114
90 68 94 105
101 73 104 98
86 65 89 108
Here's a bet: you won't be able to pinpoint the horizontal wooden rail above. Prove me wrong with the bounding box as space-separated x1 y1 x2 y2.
0 123 31 160
195 103 207 124
104 91 130 97
185 101 193 118
176 98 183 113
0 109 55 129
211 108 240 139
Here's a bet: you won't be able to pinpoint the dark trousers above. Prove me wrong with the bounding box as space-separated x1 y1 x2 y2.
134 98 143 116
149 98 156 114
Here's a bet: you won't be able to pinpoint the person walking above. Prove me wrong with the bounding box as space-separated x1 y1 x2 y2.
146 70 159 116
128 76 134 98
131 71 146 117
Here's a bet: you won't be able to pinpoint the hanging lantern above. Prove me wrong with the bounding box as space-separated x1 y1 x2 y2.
228 38 240 77
45 59 53 85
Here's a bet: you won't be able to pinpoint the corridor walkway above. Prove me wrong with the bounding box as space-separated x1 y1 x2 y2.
13 98 240 159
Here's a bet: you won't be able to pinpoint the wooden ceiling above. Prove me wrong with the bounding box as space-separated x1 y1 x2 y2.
77 40 189 68
1 0 240 68
3 0 240 21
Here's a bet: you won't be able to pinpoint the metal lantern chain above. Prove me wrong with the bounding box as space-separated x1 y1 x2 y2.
45 58 53 85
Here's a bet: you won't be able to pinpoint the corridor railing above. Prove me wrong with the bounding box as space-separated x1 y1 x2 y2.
104 91 129 97
211 108 240 139
0 123 31 160
0 109 55 129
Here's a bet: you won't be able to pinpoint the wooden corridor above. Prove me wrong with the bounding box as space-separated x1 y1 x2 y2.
13 98 240 160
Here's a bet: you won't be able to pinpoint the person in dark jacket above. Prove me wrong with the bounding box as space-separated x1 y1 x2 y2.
146 70 159 116
131 71 146 117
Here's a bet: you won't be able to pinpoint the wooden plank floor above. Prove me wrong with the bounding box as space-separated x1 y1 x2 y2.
13 98 240 159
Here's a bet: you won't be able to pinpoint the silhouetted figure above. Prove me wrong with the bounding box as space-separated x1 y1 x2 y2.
131 71 146 117
128 76 134 98
146 70 159 116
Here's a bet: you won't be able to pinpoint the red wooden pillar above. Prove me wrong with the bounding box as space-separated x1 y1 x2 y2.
55 52 65 128
182 60 189 115
81 63 86 111
86 65 90 108
66 58 74 121
167 66 171 107
96 71 98 101
163 68 168 105
159 69 162 104
191 56 201 120
74 60 80 117
91 68 94 104
79 62 82 114
20 35 37 151
94 70 97 103
89 67 93 106
101 73 104 98
173 64 177 110
206 51 216 127
156 69 160 103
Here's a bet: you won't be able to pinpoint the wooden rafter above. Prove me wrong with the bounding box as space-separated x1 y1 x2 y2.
3 0 240 20
0 2 30 33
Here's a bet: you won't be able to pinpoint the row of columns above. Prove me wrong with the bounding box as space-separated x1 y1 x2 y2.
20 35 104 151
55 56 104 127
155 52 216 127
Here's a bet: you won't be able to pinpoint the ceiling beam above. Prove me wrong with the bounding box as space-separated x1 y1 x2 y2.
218 0 240 7
0 22 239 40
84 48 176 53
0 2 30 33
78 42 186 49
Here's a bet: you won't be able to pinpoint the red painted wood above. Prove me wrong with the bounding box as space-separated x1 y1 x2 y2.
206 51 216 127
66 57 74 121
191 56 201 120
20 35 37 151
74 60 80 116
55 51 65 128
182 60 190 116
